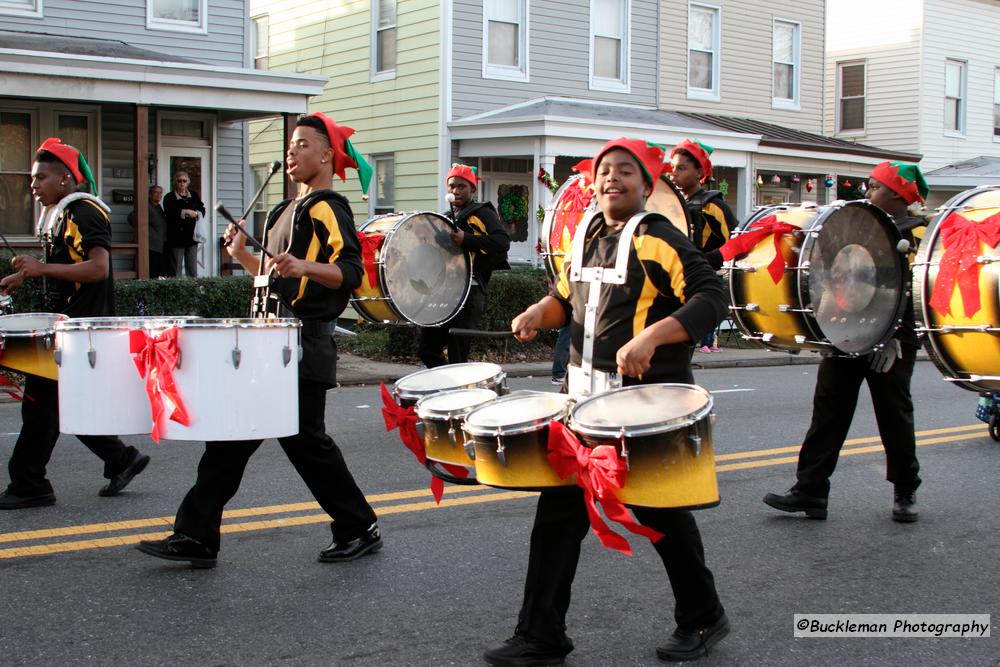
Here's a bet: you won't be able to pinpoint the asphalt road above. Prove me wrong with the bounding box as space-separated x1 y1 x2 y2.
0 362 997 666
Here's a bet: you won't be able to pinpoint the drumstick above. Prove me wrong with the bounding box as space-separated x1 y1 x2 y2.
447 328 516 338
215 204 274 259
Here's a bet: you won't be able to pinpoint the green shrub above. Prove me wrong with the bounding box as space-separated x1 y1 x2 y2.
114 277 253 317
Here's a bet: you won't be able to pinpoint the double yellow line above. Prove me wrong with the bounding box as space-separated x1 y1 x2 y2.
0 423 988 560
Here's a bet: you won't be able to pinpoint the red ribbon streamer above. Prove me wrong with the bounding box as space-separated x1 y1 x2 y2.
0 372 31 402
547 420 664 555
928 211 1000 318
356 232 385 289
551 180 593 250
719 215 799 283
379 383 468 503
129 328 190 443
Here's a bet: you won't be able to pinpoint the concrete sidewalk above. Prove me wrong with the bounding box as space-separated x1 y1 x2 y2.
335 344 896 387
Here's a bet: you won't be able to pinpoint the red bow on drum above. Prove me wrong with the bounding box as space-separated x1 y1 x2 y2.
928 211 1000 318
719 215 798 283
129 328 190 443
356 232 386 289
547 420 664 555
379 383 469 503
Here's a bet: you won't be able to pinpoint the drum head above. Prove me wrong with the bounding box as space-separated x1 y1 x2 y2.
571 384 712 438
395 362 503 400
0 313 66 335
803 202 905 354
416 388 497 419
380 212 471 327
463 392 570 435
542 174 594 283
649 175 693 238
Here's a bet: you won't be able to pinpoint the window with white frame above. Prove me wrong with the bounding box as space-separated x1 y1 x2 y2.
0 0 42 18
994 68 1000 138
687 3 719 99
372 0 396 80
252 14 269 70
147 0 207 34
772 19 800 108
373 156 395 215
250 164 271 237
837 61 865 133
591 0 629 90
484 0 527 81
944 59 966 135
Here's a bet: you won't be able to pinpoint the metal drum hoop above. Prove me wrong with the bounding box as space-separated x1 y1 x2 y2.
394 362 507 404
462 392 571 438
0 313 67 339
568 383 713 440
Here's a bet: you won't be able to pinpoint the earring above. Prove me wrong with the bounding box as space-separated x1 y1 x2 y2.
321 160 327 164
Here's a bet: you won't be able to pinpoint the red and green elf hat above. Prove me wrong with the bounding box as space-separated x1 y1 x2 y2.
670 138 714 183
36 137 97 195
869 161 929 205
447 163 478 188
305 112 373 195
591 137 669 185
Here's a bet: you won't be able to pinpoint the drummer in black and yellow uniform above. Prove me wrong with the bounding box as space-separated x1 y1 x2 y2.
417 164 510 368
137 113 380 568
0 138 150 509
764 161 928 522
486 138 729 666
669 138 737 272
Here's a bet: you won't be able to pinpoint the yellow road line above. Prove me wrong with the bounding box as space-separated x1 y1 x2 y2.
0 490 533 559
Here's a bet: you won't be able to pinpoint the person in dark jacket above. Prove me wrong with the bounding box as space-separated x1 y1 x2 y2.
163 170 205 277
417 163 510 367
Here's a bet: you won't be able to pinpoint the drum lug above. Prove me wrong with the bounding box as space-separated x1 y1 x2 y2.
978 255 998 264
44 335 53 351
87 348 96 369
687 433 702 457
779 304 813 313
618 430 630 471
282 345 292 367
464 436 476 461
232 347 241 369
731 263 757 272
447 423 457 448
53 349 61 366
175 349 182 370
731 303 760 312
496 431 507 467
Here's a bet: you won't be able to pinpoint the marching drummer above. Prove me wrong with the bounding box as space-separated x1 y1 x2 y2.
136 113 380 567
492 138 730 665
0 139 150 509
764 161 928 522
417 164 510 368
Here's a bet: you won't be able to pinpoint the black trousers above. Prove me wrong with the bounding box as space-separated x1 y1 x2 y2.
418 287 486 368
5 375 136 496
516 487 725 645
793 345 921 498
173 379 377 552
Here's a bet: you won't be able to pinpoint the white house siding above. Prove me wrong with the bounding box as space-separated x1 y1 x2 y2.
658 0 826 133
919 0 1000 171
0 0 247 67
450 0 659 120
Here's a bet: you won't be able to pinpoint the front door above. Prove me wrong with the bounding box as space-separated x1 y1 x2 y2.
159 146 212 276
486 173 533 264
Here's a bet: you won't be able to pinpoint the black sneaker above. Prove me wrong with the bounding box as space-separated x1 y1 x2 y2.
100 452 151 497
656 614 730 662
0 490 56 510
763 489 828 519
483 635 571 666
135 533 218 569
892 491 918 523
317 522 382 562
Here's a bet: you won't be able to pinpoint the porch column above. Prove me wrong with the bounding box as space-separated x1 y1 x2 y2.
134 105 149 279
533 140 557 269
283 113 296 200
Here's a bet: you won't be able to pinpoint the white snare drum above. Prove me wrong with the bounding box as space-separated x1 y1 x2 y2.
0 313 66 380
55 317 300 440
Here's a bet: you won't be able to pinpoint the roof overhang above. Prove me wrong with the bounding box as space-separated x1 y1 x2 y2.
0 47 326 121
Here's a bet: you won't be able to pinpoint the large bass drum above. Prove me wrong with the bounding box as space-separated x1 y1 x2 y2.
540 174 692 283
728 200 907 356
352 212 471 326
913 185 1000 393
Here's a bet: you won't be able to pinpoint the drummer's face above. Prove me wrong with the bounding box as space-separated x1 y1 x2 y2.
447 177 474 207
866 178 900 211
286 126 332 184
30 161 73 207
669 153 702 194
595 149 650 222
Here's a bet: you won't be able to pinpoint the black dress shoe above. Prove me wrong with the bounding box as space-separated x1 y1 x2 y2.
763 489 828 519
892 491 918 523
656 613 730 662
0 490 56 510
483 634 573 666
135 533 217 568
100 452 151 497
317 522 382 562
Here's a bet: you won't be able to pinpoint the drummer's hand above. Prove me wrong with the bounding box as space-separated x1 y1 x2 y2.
11 255 44 278
450 229 465 246
223 219 248 256
267 253 306 278
616 335 656 378
511 306 543 342
0 272 24 294
868 338 902 373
